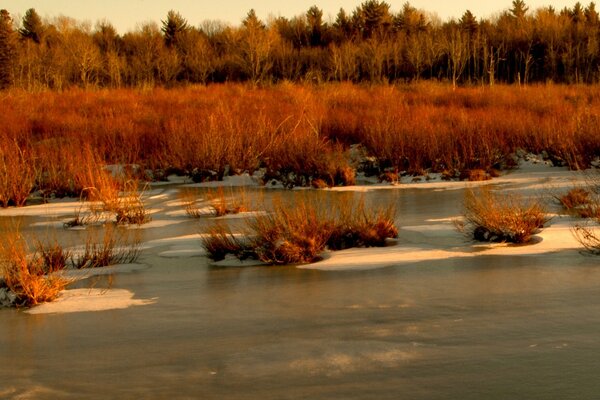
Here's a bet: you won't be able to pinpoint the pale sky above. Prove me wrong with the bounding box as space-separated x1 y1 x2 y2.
5 0 583 33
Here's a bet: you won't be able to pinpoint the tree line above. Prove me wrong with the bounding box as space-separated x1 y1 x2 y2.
1 0 600 89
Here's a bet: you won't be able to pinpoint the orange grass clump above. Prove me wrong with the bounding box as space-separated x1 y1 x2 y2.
0 229 68 307
202 193 398 265
460 188 549 244
72 225 141 269
558 187 600 219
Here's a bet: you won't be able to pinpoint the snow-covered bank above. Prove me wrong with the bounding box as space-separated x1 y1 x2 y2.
25 289 156 315
300 216 586 271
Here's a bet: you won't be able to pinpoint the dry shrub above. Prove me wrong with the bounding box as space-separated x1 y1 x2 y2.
182 187 249 218
0 228 68 307
201 224 252 261
72 225 141 269
378 171 399 184
459 169 490 182
462 188 549 243
572 224 600 255
180 189 207 218
79 179 150 225
34 239 72 274
0 140 36 208
248 196 334 265
558 187 600 218
4 84 600 197
111 181 151 225
202 194 398 265
207 187 248 217
311 178 329 189
327 196 398 250
560 187 591 209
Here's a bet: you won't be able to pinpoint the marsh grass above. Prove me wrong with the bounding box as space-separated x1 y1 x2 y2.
182 187 249 218
0 225 69 307
112 181 151 225
202 193 398 265
201 224 253 261
34 239 72 274
248 196 334 265
64 179 150 227
327 196 398 250
180 189 207 218
0 141 35 208
208 187 248 217
72 225 141 269
557 187 600 218
461 188 549 244
3 84 600 200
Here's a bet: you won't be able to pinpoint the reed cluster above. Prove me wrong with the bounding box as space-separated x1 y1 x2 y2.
460 188 549 244
2 84 600 207
202 194 398 265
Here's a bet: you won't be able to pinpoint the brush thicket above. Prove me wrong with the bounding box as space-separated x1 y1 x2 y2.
461 188 549 244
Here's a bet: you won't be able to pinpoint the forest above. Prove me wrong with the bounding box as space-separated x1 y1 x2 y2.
1 0 600 89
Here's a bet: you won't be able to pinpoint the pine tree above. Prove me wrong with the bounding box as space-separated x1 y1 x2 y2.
0 9 16 89
306 6 325 46
19 8 44 43
242 9 265 31
585 2 600 25
460 10 478 35
161 10 189 48
510 0 529 20
353 0 392 39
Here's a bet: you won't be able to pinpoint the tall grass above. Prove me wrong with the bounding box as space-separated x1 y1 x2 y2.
181 187 249 218
72 225 142 269
571 170 600 254
202 193 398 265
2 84 600 204
248 196 335 265
460 188 549 244
558 187 600 219
0 226 68 306
0 140 35 207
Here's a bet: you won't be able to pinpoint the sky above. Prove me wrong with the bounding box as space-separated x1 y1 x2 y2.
5 0 583 33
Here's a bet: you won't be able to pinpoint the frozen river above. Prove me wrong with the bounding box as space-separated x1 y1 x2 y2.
1 176 600 399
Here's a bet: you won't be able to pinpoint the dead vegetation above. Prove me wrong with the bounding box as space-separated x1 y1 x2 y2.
0 140 35 208
71 225 141 269
2 85 600 204
181 187 249 218
0 218 142 308
558 187 600 219
0 226 69 307
570 171 600 254
459 188 549 244
202 194 398 265
572 224 600 255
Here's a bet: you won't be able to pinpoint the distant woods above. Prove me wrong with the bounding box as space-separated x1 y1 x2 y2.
2 1 600 89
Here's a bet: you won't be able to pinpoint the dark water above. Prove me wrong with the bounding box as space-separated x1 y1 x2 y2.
1 187 599 399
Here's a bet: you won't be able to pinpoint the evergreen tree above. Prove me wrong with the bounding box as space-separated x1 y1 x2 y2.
353 0 392 39
510 0 529 20
585 2 600 25
19 8 44 43
306 6 325 46
460 10 478 35
161 10 189 48
243 9 265 30
333 8 354 40
0 9 16 89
